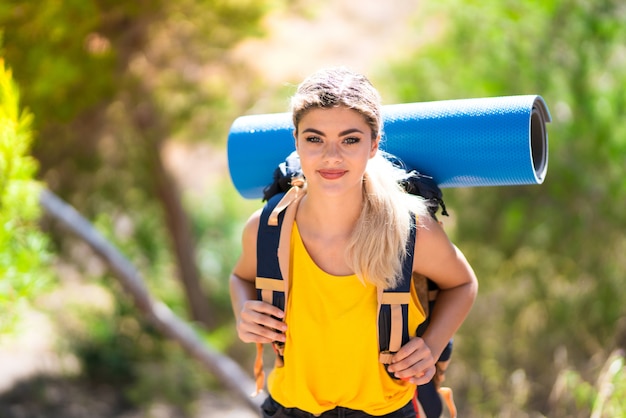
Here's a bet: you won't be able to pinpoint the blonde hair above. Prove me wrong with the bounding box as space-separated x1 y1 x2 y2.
291 67 429 289
291 67 381 140
348 156 429 289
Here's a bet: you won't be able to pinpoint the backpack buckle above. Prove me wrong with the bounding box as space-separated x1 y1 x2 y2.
379 350 395 364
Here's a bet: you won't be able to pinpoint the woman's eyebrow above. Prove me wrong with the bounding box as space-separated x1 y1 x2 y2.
338 128 364 136
301 128 325 136
300 128 364 136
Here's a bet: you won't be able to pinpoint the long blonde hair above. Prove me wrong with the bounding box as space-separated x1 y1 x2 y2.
348 155 428 289
291 67 428 289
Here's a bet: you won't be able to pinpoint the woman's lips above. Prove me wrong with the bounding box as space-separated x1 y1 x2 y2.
318 170 347 180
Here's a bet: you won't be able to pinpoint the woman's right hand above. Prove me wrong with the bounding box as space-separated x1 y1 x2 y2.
237 300 287 344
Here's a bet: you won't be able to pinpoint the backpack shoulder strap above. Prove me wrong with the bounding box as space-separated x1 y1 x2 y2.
252 184 305 396
256 192 287 311
255 181 306 314
378 213 417 369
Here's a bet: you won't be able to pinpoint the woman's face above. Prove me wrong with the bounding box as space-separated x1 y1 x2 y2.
295 106 379 197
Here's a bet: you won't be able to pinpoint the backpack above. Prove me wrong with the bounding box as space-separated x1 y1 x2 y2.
254 151 456 418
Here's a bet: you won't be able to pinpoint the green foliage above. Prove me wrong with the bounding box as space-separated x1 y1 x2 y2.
379 0 626 416
57 282 217 413
190 180 262 319
0 0 279 272
1 0 279 409
550 350 626 417
0 0 166 210
90 190 185 311
0 1 126 123
0 58 51 335
135 0 278 145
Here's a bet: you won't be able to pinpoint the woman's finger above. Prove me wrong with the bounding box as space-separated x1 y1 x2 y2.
388 337 435 381
238 301 287 343
407 364 437 385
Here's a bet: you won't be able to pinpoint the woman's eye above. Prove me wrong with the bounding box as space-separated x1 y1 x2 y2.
343 136 360 145
305 135 322 143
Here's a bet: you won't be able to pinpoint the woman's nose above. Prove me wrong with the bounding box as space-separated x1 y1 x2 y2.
322 142 342 162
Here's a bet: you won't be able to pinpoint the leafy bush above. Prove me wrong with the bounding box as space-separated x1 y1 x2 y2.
55 279 219 414
378 0 626 416
551 350 626 417
0 58 51 335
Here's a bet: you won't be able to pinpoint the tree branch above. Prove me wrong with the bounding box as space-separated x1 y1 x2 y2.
39 188 263 414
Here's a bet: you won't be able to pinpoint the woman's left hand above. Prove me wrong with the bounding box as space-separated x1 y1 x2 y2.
388 337 436 385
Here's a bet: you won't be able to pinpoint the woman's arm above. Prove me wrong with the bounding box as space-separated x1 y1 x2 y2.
230 209 287 344
388 214 477 384
412 215 478 359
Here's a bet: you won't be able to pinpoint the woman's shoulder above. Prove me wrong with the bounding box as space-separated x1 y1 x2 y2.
412 213 476 290
232 208 263 281
415 213 448 244
413 213 456 268
242 207 263 239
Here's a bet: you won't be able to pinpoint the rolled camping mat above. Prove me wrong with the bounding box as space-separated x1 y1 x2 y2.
227 95 551 199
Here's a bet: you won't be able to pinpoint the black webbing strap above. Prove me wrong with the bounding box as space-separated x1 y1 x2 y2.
255 193 287 357
378 213 417 377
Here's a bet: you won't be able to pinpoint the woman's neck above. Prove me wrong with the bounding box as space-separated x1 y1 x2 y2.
296 187 363 238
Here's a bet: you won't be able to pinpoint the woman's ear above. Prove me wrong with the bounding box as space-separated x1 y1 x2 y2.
293 129 298 150
370 135 380 158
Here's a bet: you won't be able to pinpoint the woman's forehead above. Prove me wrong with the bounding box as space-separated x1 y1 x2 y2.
298 106 371 129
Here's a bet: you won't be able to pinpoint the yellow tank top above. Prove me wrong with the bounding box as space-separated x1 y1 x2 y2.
267 222 426 415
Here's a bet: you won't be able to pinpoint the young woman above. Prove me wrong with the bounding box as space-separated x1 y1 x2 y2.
230 67 478 417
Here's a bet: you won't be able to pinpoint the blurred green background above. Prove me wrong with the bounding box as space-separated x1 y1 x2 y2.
1 0 625 417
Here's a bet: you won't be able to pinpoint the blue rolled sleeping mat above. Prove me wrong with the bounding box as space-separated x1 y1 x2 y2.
227 95 551 199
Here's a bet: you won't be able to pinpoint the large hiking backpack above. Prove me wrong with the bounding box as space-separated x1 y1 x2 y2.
254 151 456 418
